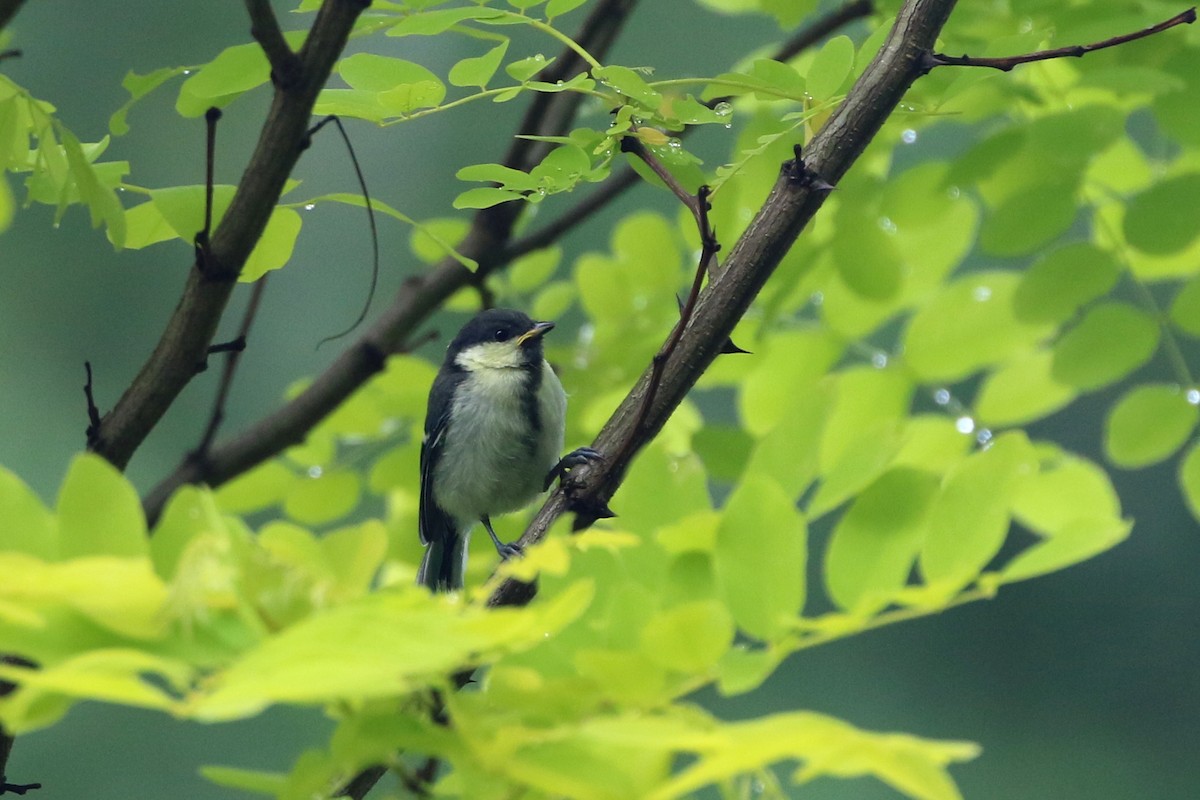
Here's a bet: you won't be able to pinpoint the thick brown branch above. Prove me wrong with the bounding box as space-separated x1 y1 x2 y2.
89 0 369 472
922 6 1195 72
489 0 961 607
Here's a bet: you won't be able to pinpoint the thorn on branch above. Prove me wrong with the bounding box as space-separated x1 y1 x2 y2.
0 780 42 795
207 337 247 356
922 7 1196 73
83 362 102 447
783 144 835 192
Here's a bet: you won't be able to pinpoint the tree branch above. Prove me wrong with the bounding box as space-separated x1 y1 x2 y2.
0 0 26 32
88 0 370 473
143 0 642 523
921 6 1195 72
245 0 303 88
489 0 963 608
140 0 879 523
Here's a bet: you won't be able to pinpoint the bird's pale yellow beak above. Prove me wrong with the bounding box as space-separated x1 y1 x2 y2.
516 320 555 346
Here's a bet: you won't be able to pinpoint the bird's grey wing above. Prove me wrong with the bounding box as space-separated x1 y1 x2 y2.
419 370 461 546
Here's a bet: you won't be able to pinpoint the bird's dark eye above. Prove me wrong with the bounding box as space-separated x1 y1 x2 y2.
493 328 510 342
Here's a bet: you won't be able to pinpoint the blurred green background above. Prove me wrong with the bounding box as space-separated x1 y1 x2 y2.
2 1 1198 798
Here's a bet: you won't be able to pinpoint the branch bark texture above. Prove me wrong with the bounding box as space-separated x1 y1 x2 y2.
490 0 960 606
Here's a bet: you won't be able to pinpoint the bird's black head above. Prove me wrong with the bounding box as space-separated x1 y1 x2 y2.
446 308 555 371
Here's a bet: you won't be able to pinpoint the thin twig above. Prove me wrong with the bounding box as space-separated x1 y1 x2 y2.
775 0 875 62
83 362 102 448
0 48 20 61
307 115 381 348
245 0 302 88
1 656 39 797
921 6 1196 72
195 107 222 276
194 277 269 461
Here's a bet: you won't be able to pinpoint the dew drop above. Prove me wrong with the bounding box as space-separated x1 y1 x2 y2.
901 128 917 144
304 203 316 211
972 285 992 302
976 427 994 446
955 416 976 435
810 290 824 307
1188 389 1200 406
946 185 961 199
871 352 888 368
307 465 324 479
713 101 733 117
878 216 897 234
934 388 951 406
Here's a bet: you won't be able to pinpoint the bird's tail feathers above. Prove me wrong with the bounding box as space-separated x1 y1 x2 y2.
417 530 470 592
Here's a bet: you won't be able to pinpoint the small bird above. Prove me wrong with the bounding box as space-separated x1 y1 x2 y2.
418 308 601 591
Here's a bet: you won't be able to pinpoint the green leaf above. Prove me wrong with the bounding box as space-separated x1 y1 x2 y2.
449 42 509 89
920 433 1036 588
151 183 236 241
200 766 286 796
905 272 1051 383
715 476 806 640
387 7 502 37
189 581 593 720
979 180 1078 257
453 186 524 209
1051 302 1159 390
1012 451 1121 537
456 161 539 191
1178 441 1200 524
825 468 939 612
240 207 302 281
1124 172 1200 255
0 466 57 559
832 203 902 300
176 43 271 117
283 470 361 525
0 174 11 233
60 129 126 248
805 35 855 101
1002 517 1130 583
974 350 1077 427
1169 274 1200 337
639 601 734 672
737 330 841 436
1013 243 1121 324
506 54 555 82
110 67 187 136
594 65 663 108
57 454 147 559
1104 384 1199 468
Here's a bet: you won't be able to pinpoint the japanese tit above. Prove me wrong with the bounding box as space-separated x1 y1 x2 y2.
417 308 600 591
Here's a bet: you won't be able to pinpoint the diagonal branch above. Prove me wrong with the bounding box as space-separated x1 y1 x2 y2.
489 0 963 608
89 0 370 473
141 0 876 523
921 6 1195 72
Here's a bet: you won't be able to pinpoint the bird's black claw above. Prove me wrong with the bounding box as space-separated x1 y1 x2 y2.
496 542 523 560
544 447 605 490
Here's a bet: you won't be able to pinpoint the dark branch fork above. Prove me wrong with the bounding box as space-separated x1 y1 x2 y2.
141 0 874 523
